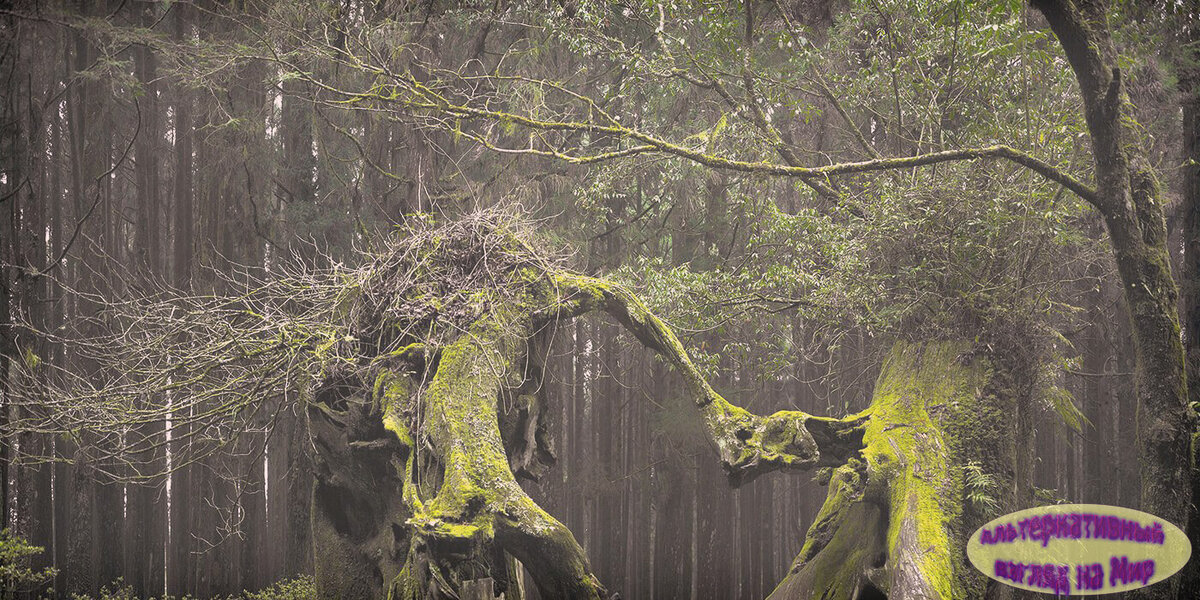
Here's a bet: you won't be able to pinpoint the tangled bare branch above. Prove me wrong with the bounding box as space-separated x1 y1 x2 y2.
3 210 566 482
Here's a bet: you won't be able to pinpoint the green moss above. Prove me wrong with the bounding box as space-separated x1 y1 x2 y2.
548 272 860 487
774 342 993 600
373 370 414 447
771 457 882 599
387 564 423 600
861 342 988 599
399 296 533 544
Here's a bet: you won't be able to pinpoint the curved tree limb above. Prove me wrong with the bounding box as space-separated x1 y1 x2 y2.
537 272 867 486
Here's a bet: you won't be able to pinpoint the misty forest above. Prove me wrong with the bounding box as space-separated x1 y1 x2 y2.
2 1 1200 599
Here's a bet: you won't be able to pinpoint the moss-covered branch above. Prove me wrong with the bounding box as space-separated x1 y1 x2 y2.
360 76 1098 206
541 272 867 486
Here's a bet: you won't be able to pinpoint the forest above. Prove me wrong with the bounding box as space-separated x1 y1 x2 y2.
1 0 1199 599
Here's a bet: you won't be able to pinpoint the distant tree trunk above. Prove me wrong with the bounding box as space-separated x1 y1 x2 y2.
167 5 196 596
63 12 102 593
93 23 125 589
0 2 24 535
134 23 162 271
268 407 312 583
2 7 52 570
126 15 167 594
1082 273 1113 504
286 414 313 577
171 5 194 288
242 440 268 592
27 85 59 598
280 74 316 247
64 446 97 596
1177 1 1200 595
216 454 244 595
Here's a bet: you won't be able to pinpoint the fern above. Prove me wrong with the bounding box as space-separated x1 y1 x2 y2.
962 461 1000 516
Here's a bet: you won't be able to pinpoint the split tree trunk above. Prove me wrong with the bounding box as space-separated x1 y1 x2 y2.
768 342 1016 600
308 302 604 600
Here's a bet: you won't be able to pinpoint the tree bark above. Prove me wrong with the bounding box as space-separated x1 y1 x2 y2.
1029 6 1196 599
167 5 195 596
1176 1 1200 594
767 342 1013 600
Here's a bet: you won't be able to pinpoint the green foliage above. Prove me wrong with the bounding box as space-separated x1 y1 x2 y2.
1040 383 1088 433
101 0 1126 397
1033 486 1068 507
70 581 139 600
503 0 1104 388
49 0 1161 397
961 461 1000 517
0 530 56 597
1036 343 1091 432
241 576 318 600
65 576 317 600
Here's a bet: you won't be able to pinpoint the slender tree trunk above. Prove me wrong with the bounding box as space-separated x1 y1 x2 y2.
1176 2 1200 595
63 11 102 593
242 443 267 592
94 36 124 589
167 5 196 596
0 2 23 538
127 18 167 595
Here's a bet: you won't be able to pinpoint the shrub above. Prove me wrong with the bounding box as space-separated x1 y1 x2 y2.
0 529 56 598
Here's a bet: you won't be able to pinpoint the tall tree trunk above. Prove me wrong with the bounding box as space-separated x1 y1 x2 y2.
126 15 167 595
167 4 196 596
1030 6 1196 599
63 9 104 592
93 31 125 589
0 1 24 538
242 441 268 592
